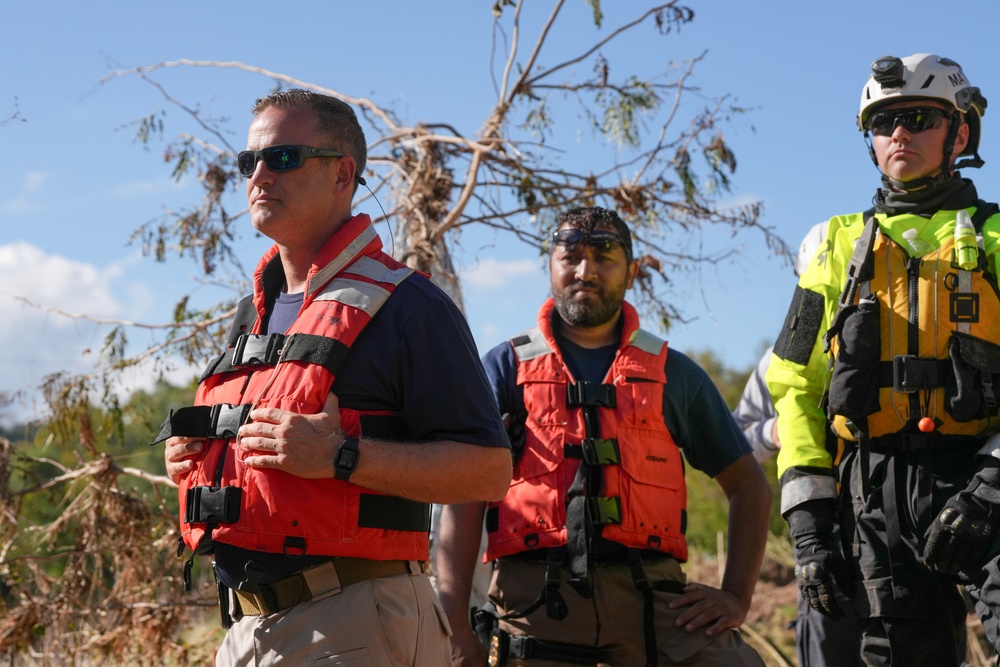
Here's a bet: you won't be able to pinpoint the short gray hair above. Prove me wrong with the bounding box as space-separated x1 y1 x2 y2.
251 89 367 191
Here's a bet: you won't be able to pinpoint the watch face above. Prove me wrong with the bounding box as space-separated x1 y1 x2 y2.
338 447 359 470
335 438 360 481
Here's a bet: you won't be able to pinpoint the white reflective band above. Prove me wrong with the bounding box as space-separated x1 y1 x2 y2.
629 329 665 356
347 255 413 286
308 225 380 297
958 268 972 334
780 475 838 515
512 328 553 362
317 279 391 317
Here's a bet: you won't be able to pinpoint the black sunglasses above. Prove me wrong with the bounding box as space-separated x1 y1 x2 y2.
552 228 626 253
237 144 345 177
867 107 949 137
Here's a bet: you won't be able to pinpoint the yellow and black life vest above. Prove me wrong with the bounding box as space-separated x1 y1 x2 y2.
826 204 1000 441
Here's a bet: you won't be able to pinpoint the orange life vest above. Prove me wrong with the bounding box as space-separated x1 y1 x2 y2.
484 298 688 562
161 215 431 560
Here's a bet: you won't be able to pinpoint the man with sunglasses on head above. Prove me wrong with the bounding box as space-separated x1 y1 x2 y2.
768 53 1000 665
156 89 512 666
437 206 770 666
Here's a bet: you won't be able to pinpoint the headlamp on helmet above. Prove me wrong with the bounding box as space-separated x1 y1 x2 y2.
870 56 906 90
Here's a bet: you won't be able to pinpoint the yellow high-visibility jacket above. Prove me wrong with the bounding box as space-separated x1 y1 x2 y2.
767 204 1000 515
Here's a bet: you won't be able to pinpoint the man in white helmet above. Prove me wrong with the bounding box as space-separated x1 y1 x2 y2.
767 53 1000 665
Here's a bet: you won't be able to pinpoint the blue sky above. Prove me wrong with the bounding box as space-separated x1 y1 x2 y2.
5 0 1000 423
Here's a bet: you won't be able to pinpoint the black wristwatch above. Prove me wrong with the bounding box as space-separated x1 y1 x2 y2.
333 437 360 482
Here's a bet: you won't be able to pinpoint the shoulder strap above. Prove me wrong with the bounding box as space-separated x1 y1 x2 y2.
972 200 1000 232
226 294 258 347
824 210 878 352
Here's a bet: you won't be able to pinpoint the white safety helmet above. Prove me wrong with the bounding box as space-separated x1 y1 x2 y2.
795 221 828 277
857 54 987 168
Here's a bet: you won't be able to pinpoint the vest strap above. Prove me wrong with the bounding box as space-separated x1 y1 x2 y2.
826 212 878 352
204 333 352 379
585 496 622 525
358 494 430 532
626 549 659 667
151 403 252 444
564 437 620 465
878 357 951 392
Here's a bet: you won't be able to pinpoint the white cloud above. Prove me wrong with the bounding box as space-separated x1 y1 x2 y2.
0 242 233 426
23 170 47 193
109 175 188 199
0 242 122 317
0 243 149 420
0 171 52 216
461 257 544 289
460 256 551 355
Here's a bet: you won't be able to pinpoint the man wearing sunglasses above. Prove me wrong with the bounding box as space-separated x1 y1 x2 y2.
437 206 770 666
768 54 1000 665
158 89 512 666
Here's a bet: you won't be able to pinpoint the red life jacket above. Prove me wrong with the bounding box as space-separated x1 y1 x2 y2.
484 298 688 562
160 215 431 560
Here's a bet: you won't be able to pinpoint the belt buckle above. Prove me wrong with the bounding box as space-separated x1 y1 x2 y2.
301 560 343 602
245 585 276 617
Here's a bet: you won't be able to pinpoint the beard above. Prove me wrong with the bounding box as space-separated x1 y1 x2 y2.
553 281 626 328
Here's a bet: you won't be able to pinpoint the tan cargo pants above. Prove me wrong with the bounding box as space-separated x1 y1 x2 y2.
216 570 451 666
490 556 764 666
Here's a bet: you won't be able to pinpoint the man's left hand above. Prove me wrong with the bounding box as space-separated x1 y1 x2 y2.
667 583 749 636
238 393 343 478
924 484 1000 578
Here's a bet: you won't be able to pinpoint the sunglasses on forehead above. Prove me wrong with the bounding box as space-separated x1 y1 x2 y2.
552 228 626 252
867 107 949 137
237 144 345 177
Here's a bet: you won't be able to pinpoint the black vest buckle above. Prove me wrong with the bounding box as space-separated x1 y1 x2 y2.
233 333 286 367
565 381 616 409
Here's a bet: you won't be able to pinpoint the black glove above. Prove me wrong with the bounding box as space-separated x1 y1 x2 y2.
787 500 844 620
924 464 1000 579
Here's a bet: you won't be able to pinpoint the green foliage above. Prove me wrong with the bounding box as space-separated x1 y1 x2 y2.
685 348 751 410
683 465 731 554
596 76 659 150
130 110 166 148
587 0 603 27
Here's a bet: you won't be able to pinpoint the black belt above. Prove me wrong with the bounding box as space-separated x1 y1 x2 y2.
231 558 417 617
504 546 671 564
